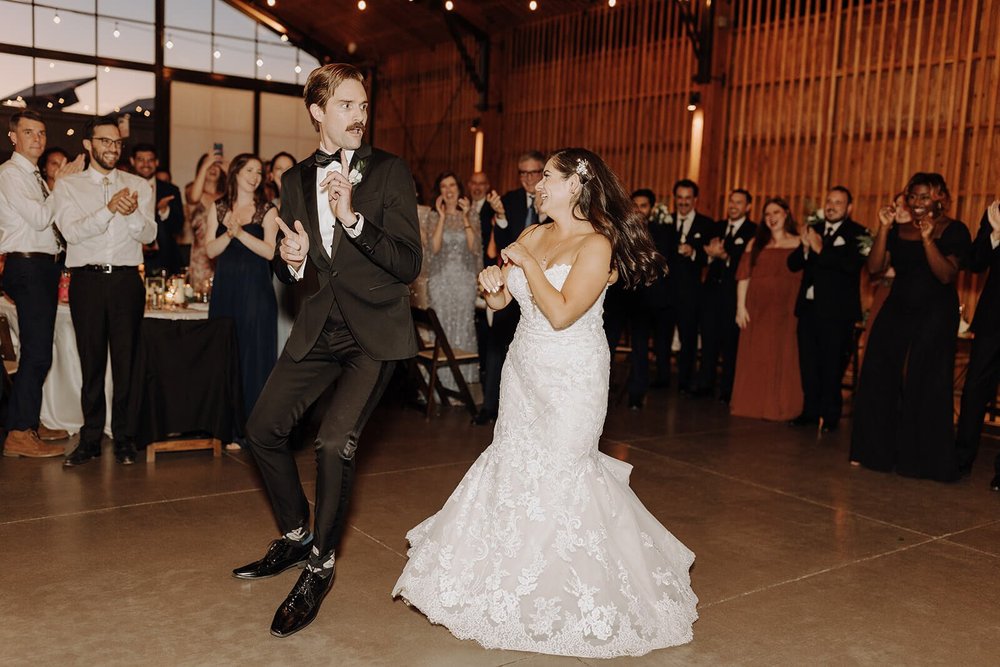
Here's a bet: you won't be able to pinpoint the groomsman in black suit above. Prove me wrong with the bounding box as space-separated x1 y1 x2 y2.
693 189 757 402
473 152 545 425
955 201 1000 490
787 186 868 432
231 64 422 637
130 143 184 276
669 179 713 394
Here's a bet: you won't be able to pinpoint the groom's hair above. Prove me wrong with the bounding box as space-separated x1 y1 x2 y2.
304 64 366 131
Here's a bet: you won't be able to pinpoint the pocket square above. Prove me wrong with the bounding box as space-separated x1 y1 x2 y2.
693 233 701 239
735 237 745 245
832 236 846 247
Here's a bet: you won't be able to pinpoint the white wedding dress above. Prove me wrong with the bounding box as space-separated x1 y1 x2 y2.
393 264 698 658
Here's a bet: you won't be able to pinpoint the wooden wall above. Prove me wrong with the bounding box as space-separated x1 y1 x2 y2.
374 0 1000 306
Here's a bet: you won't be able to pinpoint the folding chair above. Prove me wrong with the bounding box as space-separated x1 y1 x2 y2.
410 307 479 418
0 315 18 379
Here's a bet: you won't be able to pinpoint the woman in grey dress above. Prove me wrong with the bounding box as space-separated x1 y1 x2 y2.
428 172 482 390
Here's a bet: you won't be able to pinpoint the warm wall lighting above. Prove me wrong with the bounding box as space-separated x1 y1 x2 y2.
267 0 276 6
474 130 484 173
357 0 366 9
687 91 701 112
445 0 454 9
688 108 704 182
608 0 617 6
529 0 538 9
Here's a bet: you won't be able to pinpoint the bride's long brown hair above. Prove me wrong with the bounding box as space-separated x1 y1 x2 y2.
548 148 665 288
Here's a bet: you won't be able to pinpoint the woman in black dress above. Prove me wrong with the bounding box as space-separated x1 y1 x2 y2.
205 154 279 434
850 173 971 481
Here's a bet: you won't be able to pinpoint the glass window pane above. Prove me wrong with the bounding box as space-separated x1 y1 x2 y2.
297 51 320 85
34 4 96 55
98 67 153 117
212 35 254 79
0 1 32 47
97 15 154 63
164 28 211 72
214 0 254 39
258 42 298 85
98 0 153 23
257 23 284 46
0 53 34 106
48 0 96 10
33 58 97 114
166 0 210 31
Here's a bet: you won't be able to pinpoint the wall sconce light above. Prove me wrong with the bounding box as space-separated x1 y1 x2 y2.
687 91 701 112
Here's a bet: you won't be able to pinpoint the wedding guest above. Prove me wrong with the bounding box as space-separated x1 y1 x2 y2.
428 172 481 391
694 189 757 402
56 115 155 466
205 154 279 432
626 188 670 408
155 167 172 183
467 170 494 265
669 179 713 395
131 143 184 276
956 200 1000 490
266 151 296 207
851 173 970 481
39 146 69 191
266 151 299 351
730 198 803 421
787 186 868 432
0 111 81 458
184 151 225 291
474 151 545 425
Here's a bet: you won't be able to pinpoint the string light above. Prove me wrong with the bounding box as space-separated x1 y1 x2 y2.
357 0 366 9
445 0 454 9
265 74 272 81
529 0 537 9
53 11 60 24
256 58 264 67
267 0 276 6
104 66 111 72
213 49 221 59
294 64 302 73
165 34 174 49
66 128 74 136
608 0 617 6
113 22 120 38
48 61 55 68
280 34 288 42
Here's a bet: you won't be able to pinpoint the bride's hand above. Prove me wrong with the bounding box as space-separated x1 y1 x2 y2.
478 265 504 294
500 241 533 267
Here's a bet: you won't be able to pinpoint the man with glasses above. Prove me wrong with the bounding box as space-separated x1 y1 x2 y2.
474 151 545 425
0 110 83 458
55 115 156 466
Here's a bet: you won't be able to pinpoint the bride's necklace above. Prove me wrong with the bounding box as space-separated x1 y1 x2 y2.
541 233 573 268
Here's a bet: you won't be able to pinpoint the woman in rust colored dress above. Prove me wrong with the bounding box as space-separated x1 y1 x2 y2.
730 198 803 421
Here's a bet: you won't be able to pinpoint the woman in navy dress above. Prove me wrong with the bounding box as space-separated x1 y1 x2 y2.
205 154 279 434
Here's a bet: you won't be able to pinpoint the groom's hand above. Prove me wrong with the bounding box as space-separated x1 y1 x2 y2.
276 216 309 270
321 151 357 228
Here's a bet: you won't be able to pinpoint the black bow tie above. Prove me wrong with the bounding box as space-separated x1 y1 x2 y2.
314 149 342 168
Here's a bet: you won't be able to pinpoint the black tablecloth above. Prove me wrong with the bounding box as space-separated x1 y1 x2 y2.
127 318 244 448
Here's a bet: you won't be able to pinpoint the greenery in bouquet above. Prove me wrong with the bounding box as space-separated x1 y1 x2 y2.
650 202 673 226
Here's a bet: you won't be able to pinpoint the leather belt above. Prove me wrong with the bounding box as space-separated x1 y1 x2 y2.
7 252 61 262
74 264 138 274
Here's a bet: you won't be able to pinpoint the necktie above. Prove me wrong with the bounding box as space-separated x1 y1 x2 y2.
314 149 341 168
824 224 835 238
525 194 537 227
103 176 111 205
726 223 735 239
35 169 65 251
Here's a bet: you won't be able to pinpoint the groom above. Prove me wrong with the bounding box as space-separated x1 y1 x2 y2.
233 64 422 637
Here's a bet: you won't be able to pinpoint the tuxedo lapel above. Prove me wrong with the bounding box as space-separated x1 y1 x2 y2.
299 157 331 270
328 144 375 263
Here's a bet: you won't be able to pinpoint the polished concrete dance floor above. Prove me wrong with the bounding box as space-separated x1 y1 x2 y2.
2 389 999 666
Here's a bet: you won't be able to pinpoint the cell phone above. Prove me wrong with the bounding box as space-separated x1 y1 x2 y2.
213 142 223 157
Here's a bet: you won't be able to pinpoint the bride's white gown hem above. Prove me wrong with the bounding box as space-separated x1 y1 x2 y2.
392 264 698 658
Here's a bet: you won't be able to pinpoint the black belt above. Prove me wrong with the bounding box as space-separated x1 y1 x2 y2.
7 252 62 262
74 264 139 274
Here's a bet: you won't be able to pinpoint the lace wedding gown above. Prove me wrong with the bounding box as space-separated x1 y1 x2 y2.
393 264 698 658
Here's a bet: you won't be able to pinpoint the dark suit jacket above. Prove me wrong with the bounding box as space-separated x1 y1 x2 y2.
273 144 422 362
477 200 495 267
667 212 713 305
969 210 1000 334
787 218 868 321
148 179 183 275
704 218 758 287
493 188 533 252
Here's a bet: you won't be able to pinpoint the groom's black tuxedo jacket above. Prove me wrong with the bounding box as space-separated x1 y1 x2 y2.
969 210 1000 334
273 144 422 362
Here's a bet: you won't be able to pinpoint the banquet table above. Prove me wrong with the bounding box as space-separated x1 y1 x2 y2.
0 298 224 439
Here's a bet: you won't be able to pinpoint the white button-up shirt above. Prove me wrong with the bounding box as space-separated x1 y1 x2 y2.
0 151 59 254
55 167 156 267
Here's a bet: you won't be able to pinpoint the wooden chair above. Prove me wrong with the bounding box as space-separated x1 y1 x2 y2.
410 307 479 418
0 315 18 378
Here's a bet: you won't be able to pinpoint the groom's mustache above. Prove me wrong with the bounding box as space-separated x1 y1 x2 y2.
347 123 366 132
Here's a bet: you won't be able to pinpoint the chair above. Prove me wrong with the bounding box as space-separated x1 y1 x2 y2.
0 315 18 378
410 307 479 418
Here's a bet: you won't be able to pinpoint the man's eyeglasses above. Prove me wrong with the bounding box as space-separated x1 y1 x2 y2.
518 169 542 177
92 137 124 149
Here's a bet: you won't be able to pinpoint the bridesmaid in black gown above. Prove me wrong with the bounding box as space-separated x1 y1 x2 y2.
850 173 971 481
205 154 279 431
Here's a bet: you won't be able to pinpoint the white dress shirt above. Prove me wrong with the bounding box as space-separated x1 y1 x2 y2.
726 216 747 238
289 148 365 280
55 167 156 267
0 151 60 254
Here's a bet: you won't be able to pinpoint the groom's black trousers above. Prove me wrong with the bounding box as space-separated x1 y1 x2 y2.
246 304 395 562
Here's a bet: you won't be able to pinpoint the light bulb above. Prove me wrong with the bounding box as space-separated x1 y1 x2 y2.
357 0 366 9
213 49 221 59
67 129 75 136
267 0 276 6
265 74 272 81
104 66 110 72
53 12 60 24
144 110 150 117
165 37 173 49
294 65 302 73
608 0 616 6
256 58 264 67
113 22 120 38
529 0 537 9
280 34 288 42
49 62 55 68
445 0 454 9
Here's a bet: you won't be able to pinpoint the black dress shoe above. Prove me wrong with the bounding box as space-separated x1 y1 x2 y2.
471 409 497 426
627 397 642 411
63 445 101 467
788 414 819 427
270 568 334 638
233 538 312 580
990 474 1000 492
114 442 137 465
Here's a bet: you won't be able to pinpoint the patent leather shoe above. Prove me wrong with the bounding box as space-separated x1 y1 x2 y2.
270 568 334 638
114 442 137 465
232 538 312 580
63 444 101 467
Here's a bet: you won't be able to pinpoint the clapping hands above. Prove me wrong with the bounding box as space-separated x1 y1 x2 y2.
107 188 138 216
987 199 1000 236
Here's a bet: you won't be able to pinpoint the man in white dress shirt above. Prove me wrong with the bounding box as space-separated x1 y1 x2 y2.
55 115 156 466
0 110 82 458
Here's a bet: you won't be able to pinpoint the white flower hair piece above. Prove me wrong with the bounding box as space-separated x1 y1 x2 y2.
574 158 591 181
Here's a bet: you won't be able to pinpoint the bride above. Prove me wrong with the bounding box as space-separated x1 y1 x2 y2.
392 148 698 658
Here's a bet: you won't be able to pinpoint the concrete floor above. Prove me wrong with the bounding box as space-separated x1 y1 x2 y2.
2 388 999 666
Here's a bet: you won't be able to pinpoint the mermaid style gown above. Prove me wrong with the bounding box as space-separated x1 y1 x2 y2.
393 264 698 658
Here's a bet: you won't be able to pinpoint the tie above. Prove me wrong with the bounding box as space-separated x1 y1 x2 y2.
525 194 537 227
314 149 341 168
103 177 111 204
35 169 65 251
824 224 835 238
726 223 735 239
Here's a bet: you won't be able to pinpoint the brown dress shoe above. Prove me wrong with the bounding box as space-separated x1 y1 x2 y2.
3 430 65 458
37 425 70 441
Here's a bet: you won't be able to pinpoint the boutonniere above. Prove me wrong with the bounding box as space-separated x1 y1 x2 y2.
348 159 367 187
857 233 873 257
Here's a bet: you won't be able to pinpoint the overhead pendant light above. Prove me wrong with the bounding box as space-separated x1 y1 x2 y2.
445 0 454 9
113 22 120 38
53 11 61 24
165 34 174 49
529 0 538 9
357 0 366 9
